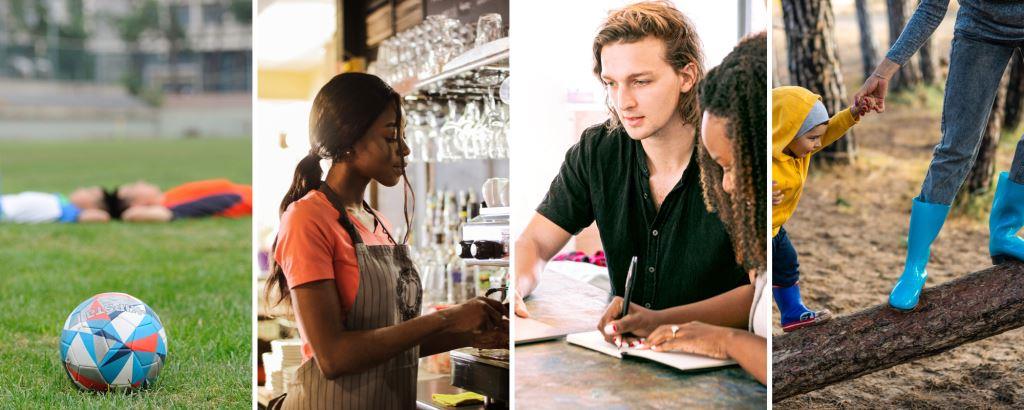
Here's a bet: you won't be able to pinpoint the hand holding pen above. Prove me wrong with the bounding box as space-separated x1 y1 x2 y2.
597 256 660 347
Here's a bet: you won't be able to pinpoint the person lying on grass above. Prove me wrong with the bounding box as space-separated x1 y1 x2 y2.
104 178 252 222
770 86 875 332
0 187 114 223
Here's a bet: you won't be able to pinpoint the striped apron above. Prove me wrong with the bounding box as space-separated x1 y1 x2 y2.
277 184 423 409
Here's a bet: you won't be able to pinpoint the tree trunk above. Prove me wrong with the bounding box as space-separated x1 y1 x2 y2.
780 0 855 164
886 0 922 91
959 65 1010 198
1004 50 1024 132
855 0 877 81
773 261 1024 401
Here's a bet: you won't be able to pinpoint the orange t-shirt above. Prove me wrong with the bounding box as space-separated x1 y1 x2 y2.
162 179 253 218
273 190 397 360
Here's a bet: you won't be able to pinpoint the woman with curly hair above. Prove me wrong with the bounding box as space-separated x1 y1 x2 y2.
643 32 769 384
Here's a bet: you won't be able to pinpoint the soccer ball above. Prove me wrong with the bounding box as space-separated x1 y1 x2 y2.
59 292 168 391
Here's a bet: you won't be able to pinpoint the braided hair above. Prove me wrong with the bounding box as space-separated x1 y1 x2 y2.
697 32 767 273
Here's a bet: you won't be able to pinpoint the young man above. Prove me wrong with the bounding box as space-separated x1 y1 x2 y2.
513 1 748 341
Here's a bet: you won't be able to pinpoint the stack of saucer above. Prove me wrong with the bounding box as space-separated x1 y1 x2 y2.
262 352 283 397
270 339 303 393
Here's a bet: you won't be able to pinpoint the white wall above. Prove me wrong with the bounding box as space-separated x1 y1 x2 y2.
509 0 767 241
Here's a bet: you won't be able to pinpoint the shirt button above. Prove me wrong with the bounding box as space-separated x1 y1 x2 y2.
644 303 651 308
652 230 659 236
648 267 655 273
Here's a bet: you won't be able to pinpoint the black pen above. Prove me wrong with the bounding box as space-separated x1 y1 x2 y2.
619 256 638 319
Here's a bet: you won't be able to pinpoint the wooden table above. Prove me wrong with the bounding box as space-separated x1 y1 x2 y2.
515 271 767 409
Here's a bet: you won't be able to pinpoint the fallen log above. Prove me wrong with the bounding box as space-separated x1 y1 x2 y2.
773 261 1024 401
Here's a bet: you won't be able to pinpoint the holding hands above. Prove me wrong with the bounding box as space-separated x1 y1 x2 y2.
854 58 901 115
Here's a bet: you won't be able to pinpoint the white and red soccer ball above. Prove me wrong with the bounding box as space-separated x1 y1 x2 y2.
60 292 168 391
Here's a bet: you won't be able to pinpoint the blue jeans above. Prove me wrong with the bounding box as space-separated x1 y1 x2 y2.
773 227 800 287
919 34 1024 205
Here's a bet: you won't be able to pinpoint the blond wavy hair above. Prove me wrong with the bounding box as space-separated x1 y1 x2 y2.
593 0 705 129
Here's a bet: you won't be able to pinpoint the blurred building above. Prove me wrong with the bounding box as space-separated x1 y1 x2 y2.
0 0 252 139
0 0 251 93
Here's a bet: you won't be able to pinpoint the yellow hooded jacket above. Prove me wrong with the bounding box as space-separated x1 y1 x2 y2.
772 86 859 237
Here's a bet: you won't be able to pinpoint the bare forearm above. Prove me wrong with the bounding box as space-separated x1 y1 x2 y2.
514 237 546 298
419 331 472 357
122 206 173 222
321 313 449 376
653 284 754 329
723 329 767 385
873 58 900 79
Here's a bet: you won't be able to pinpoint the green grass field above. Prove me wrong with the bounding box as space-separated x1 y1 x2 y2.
0 138 252 408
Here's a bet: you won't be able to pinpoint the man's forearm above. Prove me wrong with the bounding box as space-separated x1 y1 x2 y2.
514 236 544 298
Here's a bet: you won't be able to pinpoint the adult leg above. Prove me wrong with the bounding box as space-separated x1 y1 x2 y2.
918 35 1016 204
989 133 1024 263
890 34 1014 310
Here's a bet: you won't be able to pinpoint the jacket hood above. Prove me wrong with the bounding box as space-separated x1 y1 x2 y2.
772 86 822 161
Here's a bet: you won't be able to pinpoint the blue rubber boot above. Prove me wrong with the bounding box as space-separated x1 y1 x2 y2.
989 172 1024 264
889 198 951 311
773 284 832 332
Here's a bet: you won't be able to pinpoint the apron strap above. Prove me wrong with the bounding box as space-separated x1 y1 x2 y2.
317 183 400 245
362 200 399 245
318 182 365 245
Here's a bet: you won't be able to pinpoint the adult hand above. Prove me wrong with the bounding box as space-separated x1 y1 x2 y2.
645 321 731 360
597 296 661 346
772 181 783 205
440 296 506 334
513 288 530 318
854 58 900 113
470 319 510 349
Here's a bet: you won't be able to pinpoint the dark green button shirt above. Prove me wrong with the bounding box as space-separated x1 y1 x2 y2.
537 122 746 310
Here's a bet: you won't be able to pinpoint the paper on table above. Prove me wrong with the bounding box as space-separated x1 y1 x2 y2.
514 317 566 344
565 330 735 371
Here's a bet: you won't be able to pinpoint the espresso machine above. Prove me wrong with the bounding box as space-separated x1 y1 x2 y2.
450 206 509 408
459 206 509 262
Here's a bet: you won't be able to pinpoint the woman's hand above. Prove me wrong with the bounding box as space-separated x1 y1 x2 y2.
470 320 510 349
597 296 662 345
854 58 900 114
440 297 506 334
644 321 731 360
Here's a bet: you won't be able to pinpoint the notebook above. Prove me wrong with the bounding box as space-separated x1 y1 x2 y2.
565 330 736 371
514 318 567 345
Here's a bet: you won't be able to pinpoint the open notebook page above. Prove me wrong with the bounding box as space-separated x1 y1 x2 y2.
566 330 735 371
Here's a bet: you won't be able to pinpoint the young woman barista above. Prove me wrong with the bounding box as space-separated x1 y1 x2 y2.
265 73 508 409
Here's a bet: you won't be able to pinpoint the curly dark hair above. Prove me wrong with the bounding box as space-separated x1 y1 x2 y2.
697 32 767 273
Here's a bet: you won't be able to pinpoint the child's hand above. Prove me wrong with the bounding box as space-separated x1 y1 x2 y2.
772 181 783 205
852 97 871 119
856 96 881 116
